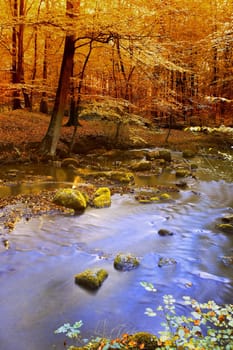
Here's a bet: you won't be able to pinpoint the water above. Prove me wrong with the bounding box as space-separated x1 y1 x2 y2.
0 154 233 350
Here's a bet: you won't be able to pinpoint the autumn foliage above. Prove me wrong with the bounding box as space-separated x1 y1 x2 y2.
0 0 232 153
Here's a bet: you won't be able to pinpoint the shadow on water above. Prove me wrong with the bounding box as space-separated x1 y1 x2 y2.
0 154 233 349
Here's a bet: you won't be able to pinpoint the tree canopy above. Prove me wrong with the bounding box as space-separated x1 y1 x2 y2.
0 0 232 154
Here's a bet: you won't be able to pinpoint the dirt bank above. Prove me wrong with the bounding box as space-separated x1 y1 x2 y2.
0 109 232 164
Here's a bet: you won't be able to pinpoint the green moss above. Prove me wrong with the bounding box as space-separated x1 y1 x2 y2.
131 160 152 171
138 199 152 204
74 269 108 290
159 150 171 161
53 188 87 211
217 223 233 234
150 196 160 201
109 171 134 184
114 253 140 271
190 163 198 169
175 169 190 178
182 149 195 158
93 187 111 208
129 332 160 350
160 193 171 200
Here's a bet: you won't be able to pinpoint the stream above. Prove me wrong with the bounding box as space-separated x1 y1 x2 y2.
0 151 233 350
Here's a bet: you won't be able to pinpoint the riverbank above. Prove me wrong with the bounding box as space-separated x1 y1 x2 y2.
0 109 232 164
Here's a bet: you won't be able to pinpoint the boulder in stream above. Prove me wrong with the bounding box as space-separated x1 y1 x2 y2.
221 215 233 224
175 169 191 178
216 223 233 234
158 150 171 162
114 253 140 271
52 188 87 211
130 159 152 171
74 268 108 291
158 229 174 236
182 149 196 158
93 187 111 208
220 256 233 267
108 171 134 184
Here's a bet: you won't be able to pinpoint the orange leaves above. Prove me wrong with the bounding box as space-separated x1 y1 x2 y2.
193 319 201 326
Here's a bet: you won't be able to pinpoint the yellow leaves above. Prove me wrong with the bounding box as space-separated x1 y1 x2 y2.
164 339 174 346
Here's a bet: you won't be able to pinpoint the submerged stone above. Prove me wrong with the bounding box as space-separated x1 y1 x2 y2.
130 159 152 171
158 229 174 236
158 257 177 267
93 187 111 208
74 268 108 290
114 253 140 271
53 188 87 211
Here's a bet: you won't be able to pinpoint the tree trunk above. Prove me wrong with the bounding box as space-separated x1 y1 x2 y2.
39 0 49 114
40 0 79 156
12 0 21 110
40 35 49 114
40 33 75 155
12 0 31 109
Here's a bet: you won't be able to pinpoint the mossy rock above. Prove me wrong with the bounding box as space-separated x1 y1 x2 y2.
130 159 152 171
217 223 233 234
129 332 160 350
53 188 87 211
150 196 160 201
190 163 198 170
175 169 190 178
114 253 140 271
221 215 233 224
138 199 153 204
160 193 171 200
68 332 160 350
74 268 108 291
159 150 171 162
145 150 160 160
182 149 195 158
93 187 111 208
109 171 134 184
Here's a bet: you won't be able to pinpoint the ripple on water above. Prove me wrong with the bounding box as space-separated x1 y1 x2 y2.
1 175 233 349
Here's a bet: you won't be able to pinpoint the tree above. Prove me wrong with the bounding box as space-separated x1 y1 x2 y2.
39 0 77 156
11 0 31 109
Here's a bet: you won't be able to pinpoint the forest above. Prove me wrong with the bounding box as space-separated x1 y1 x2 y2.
0 2 233 350
0 0 232 155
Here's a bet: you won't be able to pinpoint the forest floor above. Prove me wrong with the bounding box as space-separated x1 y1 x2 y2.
0 109 232 164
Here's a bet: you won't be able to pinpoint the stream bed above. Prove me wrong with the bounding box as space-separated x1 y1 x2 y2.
0 151 233 350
